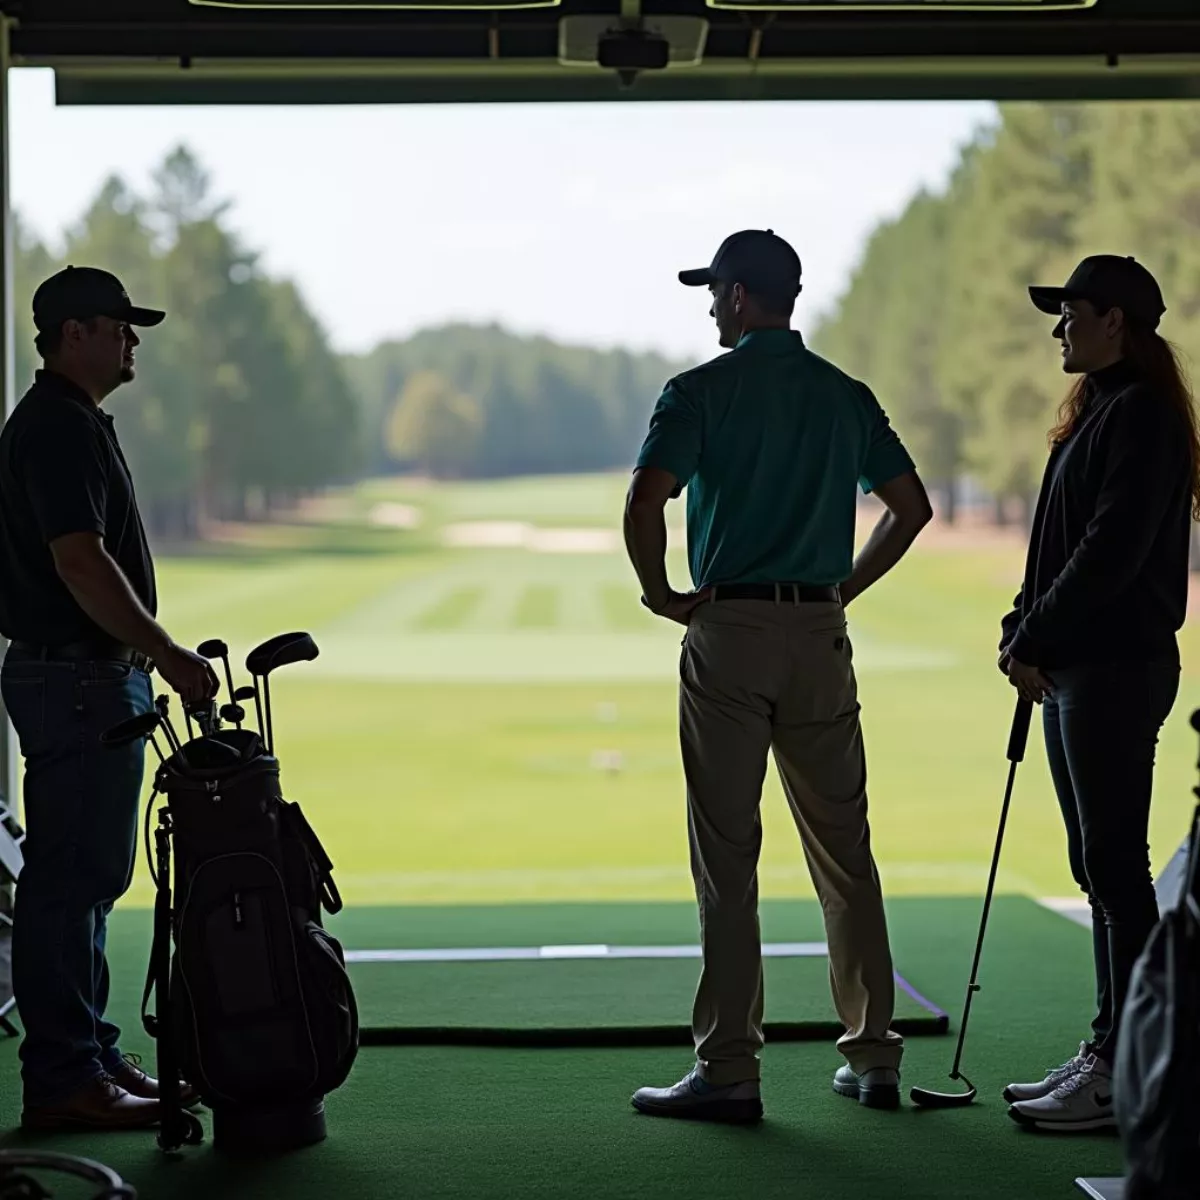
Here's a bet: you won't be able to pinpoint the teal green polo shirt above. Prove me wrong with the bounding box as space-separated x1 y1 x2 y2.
635 329 915 589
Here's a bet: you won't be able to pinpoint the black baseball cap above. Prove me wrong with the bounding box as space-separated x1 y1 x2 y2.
1029 255 1166 330
32 266 166 333
679 229 802 297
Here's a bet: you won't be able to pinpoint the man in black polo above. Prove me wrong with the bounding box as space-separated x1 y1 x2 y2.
0 266 217 1131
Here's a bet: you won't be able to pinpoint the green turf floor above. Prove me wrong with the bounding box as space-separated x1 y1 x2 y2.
331 901 943 1040
0 896 1126 1199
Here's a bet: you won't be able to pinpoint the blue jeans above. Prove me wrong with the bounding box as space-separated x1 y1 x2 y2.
1041 657 1180 1062
2 649 153 1106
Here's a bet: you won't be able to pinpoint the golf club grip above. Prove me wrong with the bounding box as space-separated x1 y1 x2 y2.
1007 698 1034 763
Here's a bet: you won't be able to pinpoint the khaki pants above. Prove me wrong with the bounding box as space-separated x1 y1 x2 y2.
679 597 903 1085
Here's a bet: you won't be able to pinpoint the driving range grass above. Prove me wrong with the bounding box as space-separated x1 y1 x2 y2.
108 471 1200 908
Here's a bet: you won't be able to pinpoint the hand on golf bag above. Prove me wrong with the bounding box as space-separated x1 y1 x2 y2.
153 640 220 706
102 632 358 1155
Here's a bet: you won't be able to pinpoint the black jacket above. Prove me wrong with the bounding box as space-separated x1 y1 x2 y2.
1001 359 1192 671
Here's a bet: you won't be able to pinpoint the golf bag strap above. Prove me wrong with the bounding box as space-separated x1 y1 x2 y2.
142 901 166 1038
322 875 342 916
141 789 167 1039
286 802 344 915
1185 803 1200 922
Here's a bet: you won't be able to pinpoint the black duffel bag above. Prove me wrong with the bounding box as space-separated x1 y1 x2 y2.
1114 788 1200 1198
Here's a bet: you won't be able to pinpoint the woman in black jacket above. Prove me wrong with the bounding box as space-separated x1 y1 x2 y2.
998 255 1198 1134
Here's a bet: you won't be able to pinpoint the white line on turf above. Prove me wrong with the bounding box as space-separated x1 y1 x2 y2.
1037 897 1092 929
344 941 830 964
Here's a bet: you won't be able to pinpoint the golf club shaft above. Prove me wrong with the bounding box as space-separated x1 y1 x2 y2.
945 697 1033 1078
263 675 274 755
219 653 238 726
252 680 266 745
160 716 182 753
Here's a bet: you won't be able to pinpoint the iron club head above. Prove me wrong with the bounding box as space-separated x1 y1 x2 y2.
909 1074 978 1109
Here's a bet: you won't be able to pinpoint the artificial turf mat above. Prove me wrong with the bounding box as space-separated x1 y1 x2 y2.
349 957 944 1045
328 902 945 1045
0 896 1127 1200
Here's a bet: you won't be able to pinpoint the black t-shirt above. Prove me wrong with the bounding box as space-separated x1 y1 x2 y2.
0 369 157 644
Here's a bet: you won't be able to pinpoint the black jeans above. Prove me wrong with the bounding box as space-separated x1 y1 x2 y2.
2 649 153 1106
1041 657 1180 1063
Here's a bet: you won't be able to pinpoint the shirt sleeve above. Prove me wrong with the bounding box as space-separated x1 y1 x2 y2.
999 588 1024 652
857 383 916 494
1008 388 1189 664
21 413 111 544
635 379 702 497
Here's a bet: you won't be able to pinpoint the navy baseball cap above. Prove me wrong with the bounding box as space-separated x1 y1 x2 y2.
679 229 802 297
32 266 166 333
1029 255 1166 330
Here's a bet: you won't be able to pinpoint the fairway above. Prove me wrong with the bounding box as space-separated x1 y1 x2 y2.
99 471 1200 909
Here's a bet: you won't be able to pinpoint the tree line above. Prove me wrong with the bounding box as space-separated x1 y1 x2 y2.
811 102 1200 527
26 108 1194 541
345 325 683 481
12 148 363 541
10 144 687 535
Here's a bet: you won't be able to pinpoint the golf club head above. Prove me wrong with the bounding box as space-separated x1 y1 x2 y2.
100 710 161 748
909 1075 977 1109
185 699 220 738
233 686 256 703
196 638 229 661
246 632 319 677
219 703 246 725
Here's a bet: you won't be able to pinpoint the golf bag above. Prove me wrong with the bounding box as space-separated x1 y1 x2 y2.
1114 722 1200 1199
104 632 359 1154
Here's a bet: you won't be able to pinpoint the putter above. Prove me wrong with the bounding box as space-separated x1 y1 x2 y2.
910 696 1034 1110
245 632 319 756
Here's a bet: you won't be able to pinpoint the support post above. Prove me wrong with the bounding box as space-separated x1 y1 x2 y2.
0 15 19 855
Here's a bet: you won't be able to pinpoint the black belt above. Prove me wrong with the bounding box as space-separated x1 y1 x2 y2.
711 583 841 603
8 638 152 673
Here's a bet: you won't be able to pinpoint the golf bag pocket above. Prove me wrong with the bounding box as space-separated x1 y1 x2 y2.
302 921 359 1093
177 851 322 1104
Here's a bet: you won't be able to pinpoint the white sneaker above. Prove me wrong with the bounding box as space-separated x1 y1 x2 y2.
1002 1041 1093 1104
1007 1053 1116 1133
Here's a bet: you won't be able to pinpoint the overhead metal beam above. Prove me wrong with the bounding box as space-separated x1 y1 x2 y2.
45 55 1200 106
7 0 1200 64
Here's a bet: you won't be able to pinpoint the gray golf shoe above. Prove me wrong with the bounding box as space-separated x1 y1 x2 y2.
631 1068 763 1124
833 1064 901 1109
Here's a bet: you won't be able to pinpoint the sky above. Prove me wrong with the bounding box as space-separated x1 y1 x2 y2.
8 68 993 364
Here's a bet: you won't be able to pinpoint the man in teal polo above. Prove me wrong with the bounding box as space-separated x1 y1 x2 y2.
624 229 933 1122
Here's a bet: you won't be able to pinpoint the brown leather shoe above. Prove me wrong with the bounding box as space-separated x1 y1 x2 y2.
21 1074 161 1132
110 1054 201 1109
